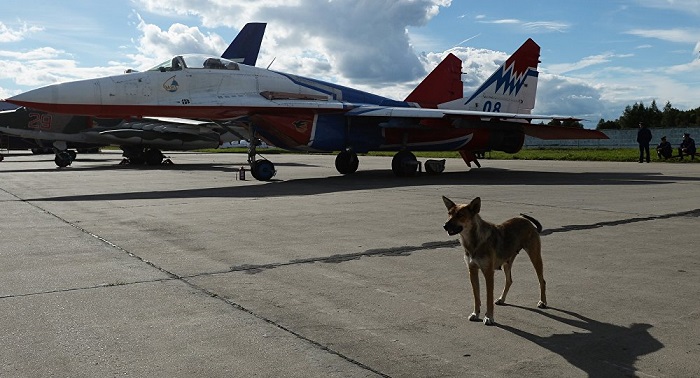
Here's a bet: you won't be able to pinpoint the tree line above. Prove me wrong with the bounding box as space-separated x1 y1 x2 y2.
597 101 700 130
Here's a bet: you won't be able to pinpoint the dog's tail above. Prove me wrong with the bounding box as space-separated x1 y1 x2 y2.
520 213 542 233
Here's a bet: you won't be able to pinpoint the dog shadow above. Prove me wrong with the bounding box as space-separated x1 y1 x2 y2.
496 305 663 377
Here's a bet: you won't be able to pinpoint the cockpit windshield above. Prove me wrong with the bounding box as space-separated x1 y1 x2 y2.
148 54 240 72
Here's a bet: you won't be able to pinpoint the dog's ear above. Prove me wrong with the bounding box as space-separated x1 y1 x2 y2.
442 196 456 210
468 197 481 214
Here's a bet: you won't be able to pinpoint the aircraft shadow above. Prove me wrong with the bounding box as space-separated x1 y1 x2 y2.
0 161 316 174
496 305 663 377
24 167 700 202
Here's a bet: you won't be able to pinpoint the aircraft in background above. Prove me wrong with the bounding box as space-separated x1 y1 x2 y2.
5 38 606 178
0 22 267 167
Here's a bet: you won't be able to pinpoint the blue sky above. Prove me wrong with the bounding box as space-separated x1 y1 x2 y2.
1 0 699 128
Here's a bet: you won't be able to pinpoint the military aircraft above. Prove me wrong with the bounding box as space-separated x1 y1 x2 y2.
0 22 267 167
5 38 606 178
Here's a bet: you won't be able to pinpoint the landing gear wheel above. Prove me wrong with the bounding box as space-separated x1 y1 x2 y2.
128 155 145 165
391 151 418 177
54 151 73 167
335 150 359 174
251 159 276 181
120 146 146 165
144 148 164 166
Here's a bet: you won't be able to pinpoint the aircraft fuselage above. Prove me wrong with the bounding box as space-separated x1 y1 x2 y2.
7 54 519 155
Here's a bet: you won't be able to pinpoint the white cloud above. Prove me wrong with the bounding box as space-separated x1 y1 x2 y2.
126 14 227 70
626 28 700 43
635 0 700 15
0 22 43 43
535 74 605 117
485 19 521 25
133 0 451 85
477 18 571 33
0 47 65 60
546 53 633 74
522 21 570 33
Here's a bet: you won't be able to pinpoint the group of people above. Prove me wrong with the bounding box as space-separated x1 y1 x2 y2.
637 122 696 162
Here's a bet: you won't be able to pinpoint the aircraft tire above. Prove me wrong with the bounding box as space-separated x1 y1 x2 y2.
251 159 276 181
145 149 164 166
391 151 418 177
54 152 73 167
335 150 359 174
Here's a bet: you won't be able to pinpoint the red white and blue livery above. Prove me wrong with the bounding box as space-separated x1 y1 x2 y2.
6 38 607 180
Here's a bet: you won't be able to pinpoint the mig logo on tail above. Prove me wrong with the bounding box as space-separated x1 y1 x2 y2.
463 63 537 105
493 63 536 96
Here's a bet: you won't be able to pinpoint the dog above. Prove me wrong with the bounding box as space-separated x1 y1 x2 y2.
442 196 547 325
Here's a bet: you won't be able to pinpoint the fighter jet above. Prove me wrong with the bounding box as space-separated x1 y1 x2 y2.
0 22 266 166
6 38 606 178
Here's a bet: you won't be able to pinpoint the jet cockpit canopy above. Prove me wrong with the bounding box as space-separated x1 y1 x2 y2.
148 54 240 72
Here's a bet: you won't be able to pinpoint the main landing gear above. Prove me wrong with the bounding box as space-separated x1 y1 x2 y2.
333 149 446 177
52 141 76 168
391 150 419 177
335 149 359 175
54 150 76 167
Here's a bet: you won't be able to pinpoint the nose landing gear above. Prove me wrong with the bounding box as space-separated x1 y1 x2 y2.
247 134 276 181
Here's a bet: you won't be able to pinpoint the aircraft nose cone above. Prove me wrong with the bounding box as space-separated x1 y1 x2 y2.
6 80 102 115
6 85 58 107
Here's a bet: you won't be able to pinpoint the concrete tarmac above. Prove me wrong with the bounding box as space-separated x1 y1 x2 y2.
0 151 698 377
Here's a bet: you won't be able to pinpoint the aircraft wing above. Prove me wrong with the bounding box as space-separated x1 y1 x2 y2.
344 105 576 121
343 105 607 139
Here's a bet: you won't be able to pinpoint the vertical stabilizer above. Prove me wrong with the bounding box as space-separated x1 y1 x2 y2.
439 39 540 114
404 53 463 108
221 22 267 66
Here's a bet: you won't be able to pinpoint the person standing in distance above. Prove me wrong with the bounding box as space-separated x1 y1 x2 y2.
637 122 652 163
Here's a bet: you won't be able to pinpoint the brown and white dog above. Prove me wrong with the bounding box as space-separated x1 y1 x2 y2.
442 196 547 325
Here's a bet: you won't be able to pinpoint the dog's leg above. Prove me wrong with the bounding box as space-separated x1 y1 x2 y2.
467 263 481 321
525 240 547 309
482 265 496 325
496 259 514 305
